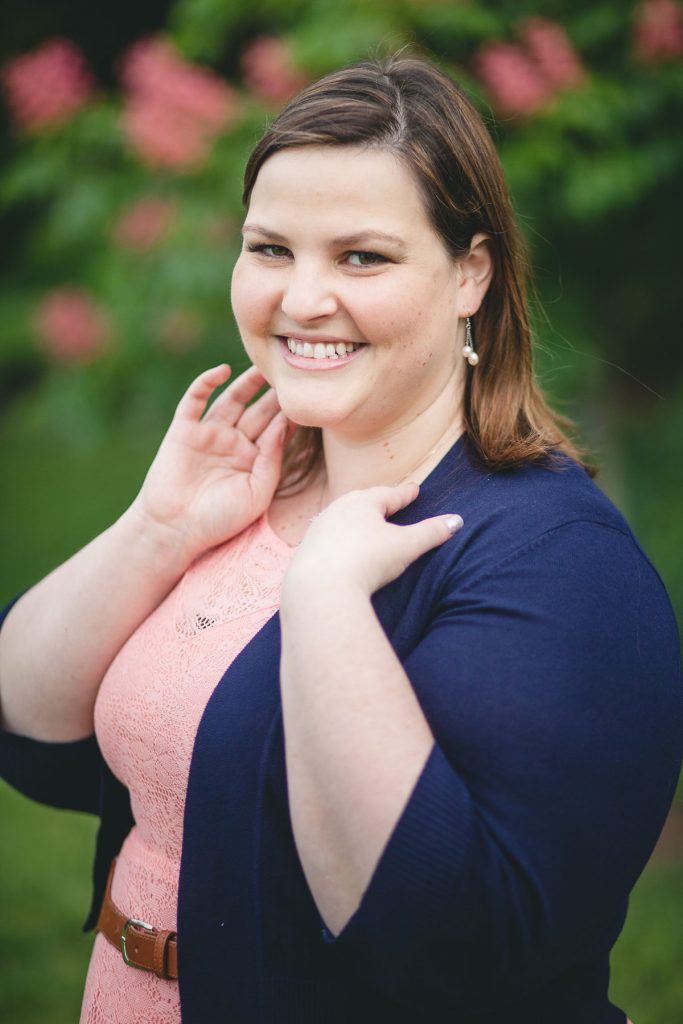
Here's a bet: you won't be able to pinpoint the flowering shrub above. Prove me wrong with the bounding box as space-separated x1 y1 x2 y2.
518 18 585 91
2 38 94 132
474 19 585 117
33 289 109 364
633 0 683 61
112 197 177 251
240 37 309 103
0 0 681 453
474 43 552 117
120 37 237 172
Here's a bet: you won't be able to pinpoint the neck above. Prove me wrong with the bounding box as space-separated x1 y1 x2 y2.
319 381 464 504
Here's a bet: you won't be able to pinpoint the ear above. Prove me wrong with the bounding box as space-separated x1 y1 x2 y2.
456 232 493 316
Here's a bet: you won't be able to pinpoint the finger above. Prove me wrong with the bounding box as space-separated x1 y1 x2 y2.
397 514 464 564
373 481 421 519
251 411 288 488
174 364 232 422
235 388 281 441
203 365 268 424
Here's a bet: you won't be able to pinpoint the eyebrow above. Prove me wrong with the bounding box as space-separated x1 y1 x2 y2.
241 224 406 248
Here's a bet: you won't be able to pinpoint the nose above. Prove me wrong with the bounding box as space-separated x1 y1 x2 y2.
280 261 339 322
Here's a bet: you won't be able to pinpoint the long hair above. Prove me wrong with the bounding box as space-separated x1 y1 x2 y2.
241 55 589 489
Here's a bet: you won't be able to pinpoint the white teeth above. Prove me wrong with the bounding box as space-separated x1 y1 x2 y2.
285 338 361 359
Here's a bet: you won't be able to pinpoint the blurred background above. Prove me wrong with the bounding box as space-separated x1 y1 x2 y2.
0 0 681 1020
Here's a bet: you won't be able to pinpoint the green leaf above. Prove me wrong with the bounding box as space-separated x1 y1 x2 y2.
169 0 250 61
408 0 504 49
290 9 401 74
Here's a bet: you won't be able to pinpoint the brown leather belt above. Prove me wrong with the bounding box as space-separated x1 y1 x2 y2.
95 859 178 980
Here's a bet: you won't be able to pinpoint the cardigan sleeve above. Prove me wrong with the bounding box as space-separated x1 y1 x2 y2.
0 595 102 814
320 521 683 1001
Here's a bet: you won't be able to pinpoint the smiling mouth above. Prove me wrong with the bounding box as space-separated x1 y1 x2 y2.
279 336 365 361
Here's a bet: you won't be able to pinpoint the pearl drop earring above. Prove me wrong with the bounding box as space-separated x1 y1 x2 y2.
462 316 479 367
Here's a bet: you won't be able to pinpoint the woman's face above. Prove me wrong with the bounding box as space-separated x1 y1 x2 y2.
231 145 472 442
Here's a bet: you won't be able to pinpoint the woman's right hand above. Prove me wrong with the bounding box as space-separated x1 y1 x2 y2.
131 363 288 566
0 362 287 741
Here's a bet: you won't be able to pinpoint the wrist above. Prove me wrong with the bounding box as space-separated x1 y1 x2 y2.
280 569 370 619
117 501 196 582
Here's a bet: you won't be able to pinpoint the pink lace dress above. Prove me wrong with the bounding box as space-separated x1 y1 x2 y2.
80 514 294 1024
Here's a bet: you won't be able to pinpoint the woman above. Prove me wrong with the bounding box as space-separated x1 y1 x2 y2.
0 56 680 1023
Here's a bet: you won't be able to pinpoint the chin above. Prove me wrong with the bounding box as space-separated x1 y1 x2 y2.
283 411 346 430
277 397 354 431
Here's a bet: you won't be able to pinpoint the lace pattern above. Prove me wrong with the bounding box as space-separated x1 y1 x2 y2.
80 515 294 1023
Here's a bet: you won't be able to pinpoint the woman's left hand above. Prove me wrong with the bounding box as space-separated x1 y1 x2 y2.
282 481 463 601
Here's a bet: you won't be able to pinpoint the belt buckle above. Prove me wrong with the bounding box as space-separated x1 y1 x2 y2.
121 917 155 970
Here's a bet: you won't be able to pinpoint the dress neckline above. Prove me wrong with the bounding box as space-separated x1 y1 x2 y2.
262 433 468 549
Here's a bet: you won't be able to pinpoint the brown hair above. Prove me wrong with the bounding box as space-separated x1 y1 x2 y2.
242 55 589 489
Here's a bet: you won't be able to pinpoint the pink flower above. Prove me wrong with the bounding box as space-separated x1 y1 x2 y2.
112 197 176 251
518 18 585 90
475 19 586 119
2 38 93 132
119 37 236 173
240 37 308 104
474 43 552 117
633 0 683 61
122 96 211 172
34 288 109 363
121 38 231 129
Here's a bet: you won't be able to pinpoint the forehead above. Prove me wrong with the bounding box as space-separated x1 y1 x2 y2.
246 145 433 238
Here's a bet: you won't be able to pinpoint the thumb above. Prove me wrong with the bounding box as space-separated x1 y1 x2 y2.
399 513 464 564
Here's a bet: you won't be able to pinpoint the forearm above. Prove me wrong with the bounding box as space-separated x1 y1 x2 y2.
0 502 192 741
279 582 434 936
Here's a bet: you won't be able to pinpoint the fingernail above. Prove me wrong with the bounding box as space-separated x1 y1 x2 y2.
445 514 463 534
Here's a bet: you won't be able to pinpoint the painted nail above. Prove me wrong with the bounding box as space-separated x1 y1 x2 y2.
445 514 464 534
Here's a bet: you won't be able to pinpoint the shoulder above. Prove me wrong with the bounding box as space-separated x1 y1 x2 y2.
412 447 651 583
390 446 679 655
395 451 681 758
445 448 627 539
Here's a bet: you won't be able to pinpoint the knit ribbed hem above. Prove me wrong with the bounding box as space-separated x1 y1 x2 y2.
320 742 473 989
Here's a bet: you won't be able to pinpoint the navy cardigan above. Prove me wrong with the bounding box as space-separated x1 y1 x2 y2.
1 440 681 1023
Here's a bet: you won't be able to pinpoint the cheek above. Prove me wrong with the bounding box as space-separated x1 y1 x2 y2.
345 280 417 344
348 273 450 348
230 260 275 334
384 277 458 354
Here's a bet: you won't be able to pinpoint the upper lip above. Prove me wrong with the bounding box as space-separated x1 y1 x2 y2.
277 333 365 345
